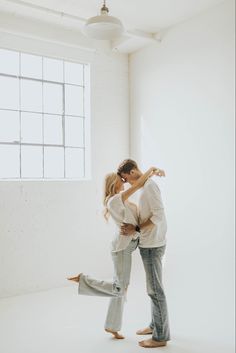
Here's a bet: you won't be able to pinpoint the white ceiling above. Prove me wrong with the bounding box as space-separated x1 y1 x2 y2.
0 0 225 32
0 0 225 53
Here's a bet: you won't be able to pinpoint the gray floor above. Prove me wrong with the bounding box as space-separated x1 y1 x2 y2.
0 284 234 353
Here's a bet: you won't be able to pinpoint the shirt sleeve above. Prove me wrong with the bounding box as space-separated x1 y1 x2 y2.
145 181 165 226
107 194 125 223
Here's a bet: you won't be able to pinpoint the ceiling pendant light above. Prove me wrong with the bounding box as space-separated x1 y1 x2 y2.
83 0 124 40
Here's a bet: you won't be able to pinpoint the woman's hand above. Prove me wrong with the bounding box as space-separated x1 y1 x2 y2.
153 169 165 177
147 167 166 177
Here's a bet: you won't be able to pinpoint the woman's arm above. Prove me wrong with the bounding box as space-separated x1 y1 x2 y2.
121 167 157 203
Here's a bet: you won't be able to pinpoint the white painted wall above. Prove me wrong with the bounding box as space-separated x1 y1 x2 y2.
0 25 129 297
129 0 235 346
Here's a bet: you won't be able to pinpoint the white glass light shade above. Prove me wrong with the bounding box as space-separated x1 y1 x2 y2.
83 15 124 40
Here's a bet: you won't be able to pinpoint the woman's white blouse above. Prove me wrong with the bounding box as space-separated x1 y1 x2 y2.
107 194 139 252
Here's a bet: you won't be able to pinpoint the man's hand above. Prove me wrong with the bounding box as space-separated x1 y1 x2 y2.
120 223 136 236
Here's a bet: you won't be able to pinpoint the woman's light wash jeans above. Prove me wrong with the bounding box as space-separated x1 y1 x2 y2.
78 238 139 331
140 246 170 342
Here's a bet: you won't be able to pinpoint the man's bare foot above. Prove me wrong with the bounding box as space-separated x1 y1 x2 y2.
136 327 153 335
105 328 125 339
67 273 81 283
139 339 167 348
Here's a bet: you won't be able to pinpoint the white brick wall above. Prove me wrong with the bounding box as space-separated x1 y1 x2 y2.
0 27 129 297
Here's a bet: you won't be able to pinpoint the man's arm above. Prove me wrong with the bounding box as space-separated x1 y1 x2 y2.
146 181 165 226
140 218 154 231
120 218 154 236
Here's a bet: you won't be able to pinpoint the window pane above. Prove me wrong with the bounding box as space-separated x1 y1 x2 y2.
43 57 63 82
0 145 20 178
44 114 63 145
21 53 42 79
0 49 19 75
64 61 83 85
0 76 19 110
21 112 42 144
65 148 84 178
21 145 43 178
21 79 42 112
44 147 64 178
43 83 63 114
65 85 83 116
65 116 84 147
0 110 20 143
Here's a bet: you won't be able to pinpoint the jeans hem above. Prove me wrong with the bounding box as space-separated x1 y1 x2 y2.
152 336 171 342
104 325 121 332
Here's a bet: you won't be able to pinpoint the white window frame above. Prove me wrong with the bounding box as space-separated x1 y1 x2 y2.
0 48 91 181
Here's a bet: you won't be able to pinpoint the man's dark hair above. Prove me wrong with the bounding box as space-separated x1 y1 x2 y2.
117 159 138 177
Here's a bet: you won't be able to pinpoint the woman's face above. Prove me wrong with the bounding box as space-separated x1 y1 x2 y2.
115 176 125 193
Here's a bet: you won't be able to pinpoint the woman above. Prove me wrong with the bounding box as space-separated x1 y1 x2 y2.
68 166 165 339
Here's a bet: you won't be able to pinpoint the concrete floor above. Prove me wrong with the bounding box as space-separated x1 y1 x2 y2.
0 283 234 353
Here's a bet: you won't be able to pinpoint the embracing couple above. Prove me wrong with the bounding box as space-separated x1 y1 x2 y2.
68 159 170 348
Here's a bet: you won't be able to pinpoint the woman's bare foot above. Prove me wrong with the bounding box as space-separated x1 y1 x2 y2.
139 338 167 348
105 328 125 339
136 327 153 335
67 273 81 283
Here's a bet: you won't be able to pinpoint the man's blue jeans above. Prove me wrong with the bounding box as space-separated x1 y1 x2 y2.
140 246 170 342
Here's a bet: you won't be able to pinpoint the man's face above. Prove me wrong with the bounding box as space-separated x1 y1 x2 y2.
121 168 142 184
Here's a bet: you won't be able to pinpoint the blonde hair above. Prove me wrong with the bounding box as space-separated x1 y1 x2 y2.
103 173 118 221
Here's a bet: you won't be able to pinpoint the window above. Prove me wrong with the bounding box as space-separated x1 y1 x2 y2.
0 48 90 179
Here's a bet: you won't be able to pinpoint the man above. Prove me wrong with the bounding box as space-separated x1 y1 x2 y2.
117 159 170 348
